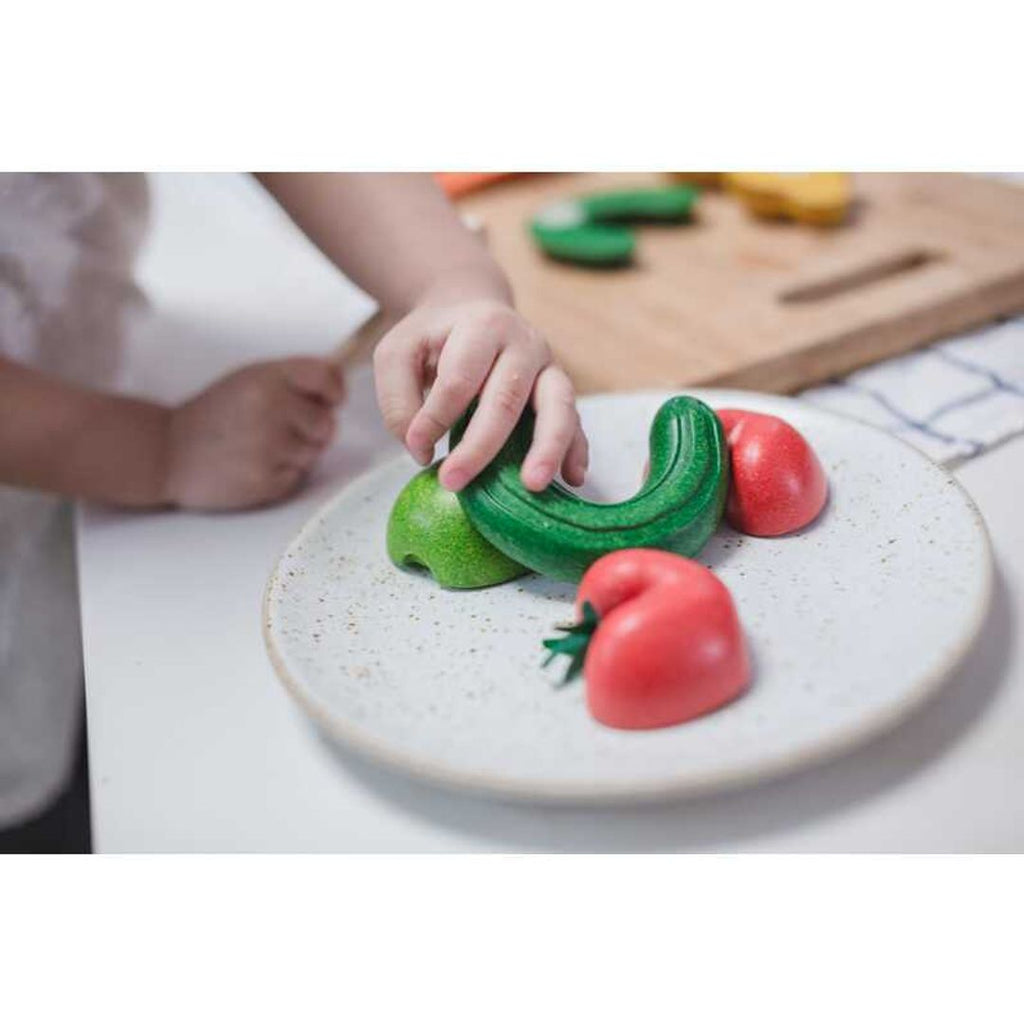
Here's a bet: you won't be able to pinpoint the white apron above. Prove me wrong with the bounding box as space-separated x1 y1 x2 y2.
0 173 148 826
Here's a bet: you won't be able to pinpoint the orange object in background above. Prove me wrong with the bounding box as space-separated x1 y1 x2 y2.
669 172 725 188
435 173 521 198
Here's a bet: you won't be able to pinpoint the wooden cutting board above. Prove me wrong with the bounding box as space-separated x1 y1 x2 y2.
458 173 1024 394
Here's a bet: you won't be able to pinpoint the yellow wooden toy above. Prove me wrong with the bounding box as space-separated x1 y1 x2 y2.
724 172 852 226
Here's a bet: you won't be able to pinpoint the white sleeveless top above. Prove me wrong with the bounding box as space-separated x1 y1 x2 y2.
0 173 148 826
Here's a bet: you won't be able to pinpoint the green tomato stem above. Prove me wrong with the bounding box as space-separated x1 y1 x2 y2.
541 601 600 686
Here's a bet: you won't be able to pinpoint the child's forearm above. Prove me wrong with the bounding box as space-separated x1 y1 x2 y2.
0 356 169 507
256 173 513 311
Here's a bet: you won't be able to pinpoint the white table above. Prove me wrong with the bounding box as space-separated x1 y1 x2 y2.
79 174 1024 851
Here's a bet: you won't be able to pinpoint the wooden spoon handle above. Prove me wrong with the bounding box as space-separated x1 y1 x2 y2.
330 308 396 370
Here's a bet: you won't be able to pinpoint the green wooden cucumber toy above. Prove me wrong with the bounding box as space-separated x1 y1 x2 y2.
578 187 699 223
452 395 728 582
531 222 635 267
530 186 698 268
387 464 528 589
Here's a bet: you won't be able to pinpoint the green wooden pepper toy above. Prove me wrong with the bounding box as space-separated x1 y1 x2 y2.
530 186 699 267
452 395 728 582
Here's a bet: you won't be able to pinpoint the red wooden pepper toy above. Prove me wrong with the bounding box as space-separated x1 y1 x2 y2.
716 409 828 537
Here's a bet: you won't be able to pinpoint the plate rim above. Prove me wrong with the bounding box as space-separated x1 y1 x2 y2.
262 389 994 805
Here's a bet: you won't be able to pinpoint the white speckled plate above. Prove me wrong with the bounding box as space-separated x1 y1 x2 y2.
263 390 992 804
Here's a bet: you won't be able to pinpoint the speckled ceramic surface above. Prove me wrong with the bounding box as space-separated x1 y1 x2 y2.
263 389 992 804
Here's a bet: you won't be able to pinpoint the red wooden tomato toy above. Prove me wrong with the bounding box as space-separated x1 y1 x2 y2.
544 549 750 730
716 408 828 537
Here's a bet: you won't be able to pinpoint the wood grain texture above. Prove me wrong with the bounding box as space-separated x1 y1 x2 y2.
458 173 1024 394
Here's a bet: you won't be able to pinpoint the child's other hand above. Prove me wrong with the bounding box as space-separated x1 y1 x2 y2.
165 358 344 510
373 300 588 492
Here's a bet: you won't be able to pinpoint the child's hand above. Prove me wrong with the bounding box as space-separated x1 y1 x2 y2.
373 300 588 492
164 358 344 510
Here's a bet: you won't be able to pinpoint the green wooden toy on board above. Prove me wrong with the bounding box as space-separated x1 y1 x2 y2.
387 464 528 589
452 395 728 582
530 185 699 267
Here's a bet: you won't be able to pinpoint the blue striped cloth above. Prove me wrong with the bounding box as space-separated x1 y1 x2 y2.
801 315 1024 465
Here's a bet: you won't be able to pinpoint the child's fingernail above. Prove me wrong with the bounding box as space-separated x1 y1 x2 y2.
523 463 552 491
405 428 429 464
442 468 467 491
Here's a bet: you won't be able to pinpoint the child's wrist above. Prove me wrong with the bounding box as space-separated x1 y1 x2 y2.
415 262 513 310
110 398 176 509
154 404 179 508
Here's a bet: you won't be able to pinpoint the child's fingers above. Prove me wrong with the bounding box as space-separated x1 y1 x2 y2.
561 423 590 488
520 365 581 492
439 349 541 491
270 464 307 500
404 326 501 465
289 398 336 445
373 327 428 445
281 357 345 405
279 432 325 469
